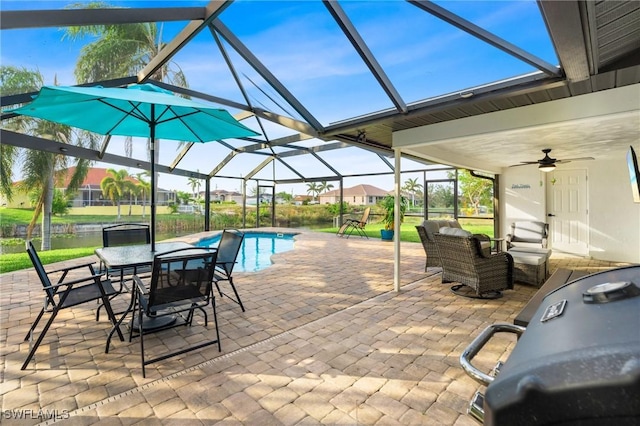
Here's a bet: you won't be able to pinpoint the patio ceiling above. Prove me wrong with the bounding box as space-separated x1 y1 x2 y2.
1 1 639 182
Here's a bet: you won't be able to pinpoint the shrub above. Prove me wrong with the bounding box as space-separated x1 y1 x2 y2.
52 189 70 216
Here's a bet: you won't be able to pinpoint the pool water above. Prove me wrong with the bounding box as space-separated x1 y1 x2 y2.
196 232 296 272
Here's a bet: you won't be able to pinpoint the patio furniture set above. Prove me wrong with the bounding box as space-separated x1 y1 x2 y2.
21 224 245 377
416 219 552 298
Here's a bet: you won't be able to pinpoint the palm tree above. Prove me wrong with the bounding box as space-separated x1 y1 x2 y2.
1 66 95 250
64 2 188 164
306 182 321 202
319 180 334 194
101 168 135 219
135 172 151 218
188 175 201 200
0 66 42 201
403 177 423 207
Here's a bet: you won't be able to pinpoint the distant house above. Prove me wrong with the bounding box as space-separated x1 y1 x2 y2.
319 184 389 206
0 184 30 209
293 195 312 206
57 167 175 208
199 189 243 204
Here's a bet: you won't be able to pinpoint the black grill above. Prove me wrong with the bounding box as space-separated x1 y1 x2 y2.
461 266 640 425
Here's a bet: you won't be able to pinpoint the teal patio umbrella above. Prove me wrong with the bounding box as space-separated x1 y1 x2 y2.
10 83 260 251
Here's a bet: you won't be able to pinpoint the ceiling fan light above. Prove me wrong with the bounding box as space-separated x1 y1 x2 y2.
539 164 556 172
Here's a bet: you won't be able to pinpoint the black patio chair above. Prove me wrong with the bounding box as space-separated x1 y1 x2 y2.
102 223 151 248
108 247 221 377
213 229 246 312
98 223 151 319
22 241 124 370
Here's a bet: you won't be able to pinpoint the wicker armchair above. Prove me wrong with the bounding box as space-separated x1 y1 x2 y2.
434 233 514 299
416 224 443 269
416 221 492 271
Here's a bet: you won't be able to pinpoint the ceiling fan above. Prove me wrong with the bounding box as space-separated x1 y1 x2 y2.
510 148 595 172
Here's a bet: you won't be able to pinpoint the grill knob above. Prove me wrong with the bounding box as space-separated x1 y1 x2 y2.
583 281 640 304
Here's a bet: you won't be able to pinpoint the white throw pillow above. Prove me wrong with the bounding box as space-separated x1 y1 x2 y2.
439 227 471 237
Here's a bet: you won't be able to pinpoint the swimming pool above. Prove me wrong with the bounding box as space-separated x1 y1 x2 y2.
196 232 296 272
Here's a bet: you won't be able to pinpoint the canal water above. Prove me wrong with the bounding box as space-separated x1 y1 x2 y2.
0 224 327 255
0 231 189 254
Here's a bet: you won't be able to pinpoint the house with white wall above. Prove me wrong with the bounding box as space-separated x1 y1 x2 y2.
319 184 389 206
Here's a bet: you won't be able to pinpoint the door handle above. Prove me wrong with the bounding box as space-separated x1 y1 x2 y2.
547 213 555 217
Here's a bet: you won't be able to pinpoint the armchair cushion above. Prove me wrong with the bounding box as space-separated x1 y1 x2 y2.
422 220 441 240
421 219 463 240
439 227 471 237
507 221 549 249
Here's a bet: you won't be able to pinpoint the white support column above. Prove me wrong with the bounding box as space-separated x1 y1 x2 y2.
394 148 401 292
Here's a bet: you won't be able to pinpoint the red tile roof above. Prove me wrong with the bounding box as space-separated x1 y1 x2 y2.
59 167 140 187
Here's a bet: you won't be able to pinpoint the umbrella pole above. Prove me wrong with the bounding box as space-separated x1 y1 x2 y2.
150 107 156 252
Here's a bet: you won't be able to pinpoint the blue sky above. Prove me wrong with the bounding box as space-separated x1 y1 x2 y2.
1 0 557 195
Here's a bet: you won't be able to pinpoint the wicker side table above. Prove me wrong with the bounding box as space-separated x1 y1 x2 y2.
508 250 547 287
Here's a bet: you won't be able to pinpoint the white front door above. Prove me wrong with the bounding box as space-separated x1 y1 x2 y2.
546 169 589 256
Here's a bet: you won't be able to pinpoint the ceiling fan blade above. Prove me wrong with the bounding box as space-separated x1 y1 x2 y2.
555 157 595 164
509 162 538 167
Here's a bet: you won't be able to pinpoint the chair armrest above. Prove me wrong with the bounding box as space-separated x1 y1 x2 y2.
472 235 492 257
505 233 514 249
45 273 110 291
475 252 514 288
47 261 97 275
133 275 149 295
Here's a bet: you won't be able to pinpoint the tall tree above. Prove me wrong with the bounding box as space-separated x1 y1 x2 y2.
101 168 135 219
135 172 151 218
403 177 423 207
1 66 95 250
188 175 201 199
447 169 492 215
306 182 321 201
64 2 188 166
319 180 334 194
0 66 42 201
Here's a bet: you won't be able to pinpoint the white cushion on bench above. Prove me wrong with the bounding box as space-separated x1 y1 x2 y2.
508 246 552 260
508 250 546 265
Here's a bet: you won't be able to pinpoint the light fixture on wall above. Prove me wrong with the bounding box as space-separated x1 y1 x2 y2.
539 164 556 172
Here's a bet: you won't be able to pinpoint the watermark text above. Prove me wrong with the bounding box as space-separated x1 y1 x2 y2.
2 409 70 420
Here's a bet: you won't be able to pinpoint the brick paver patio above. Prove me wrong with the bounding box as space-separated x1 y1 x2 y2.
0 230 630 425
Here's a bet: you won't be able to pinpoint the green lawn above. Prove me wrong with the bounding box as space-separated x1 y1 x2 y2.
318 218 494 242
1 247 99 274
0 208 170 226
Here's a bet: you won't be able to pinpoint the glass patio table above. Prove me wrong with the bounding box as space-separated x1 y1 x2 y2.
96 241 195 333
95 241 194 272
